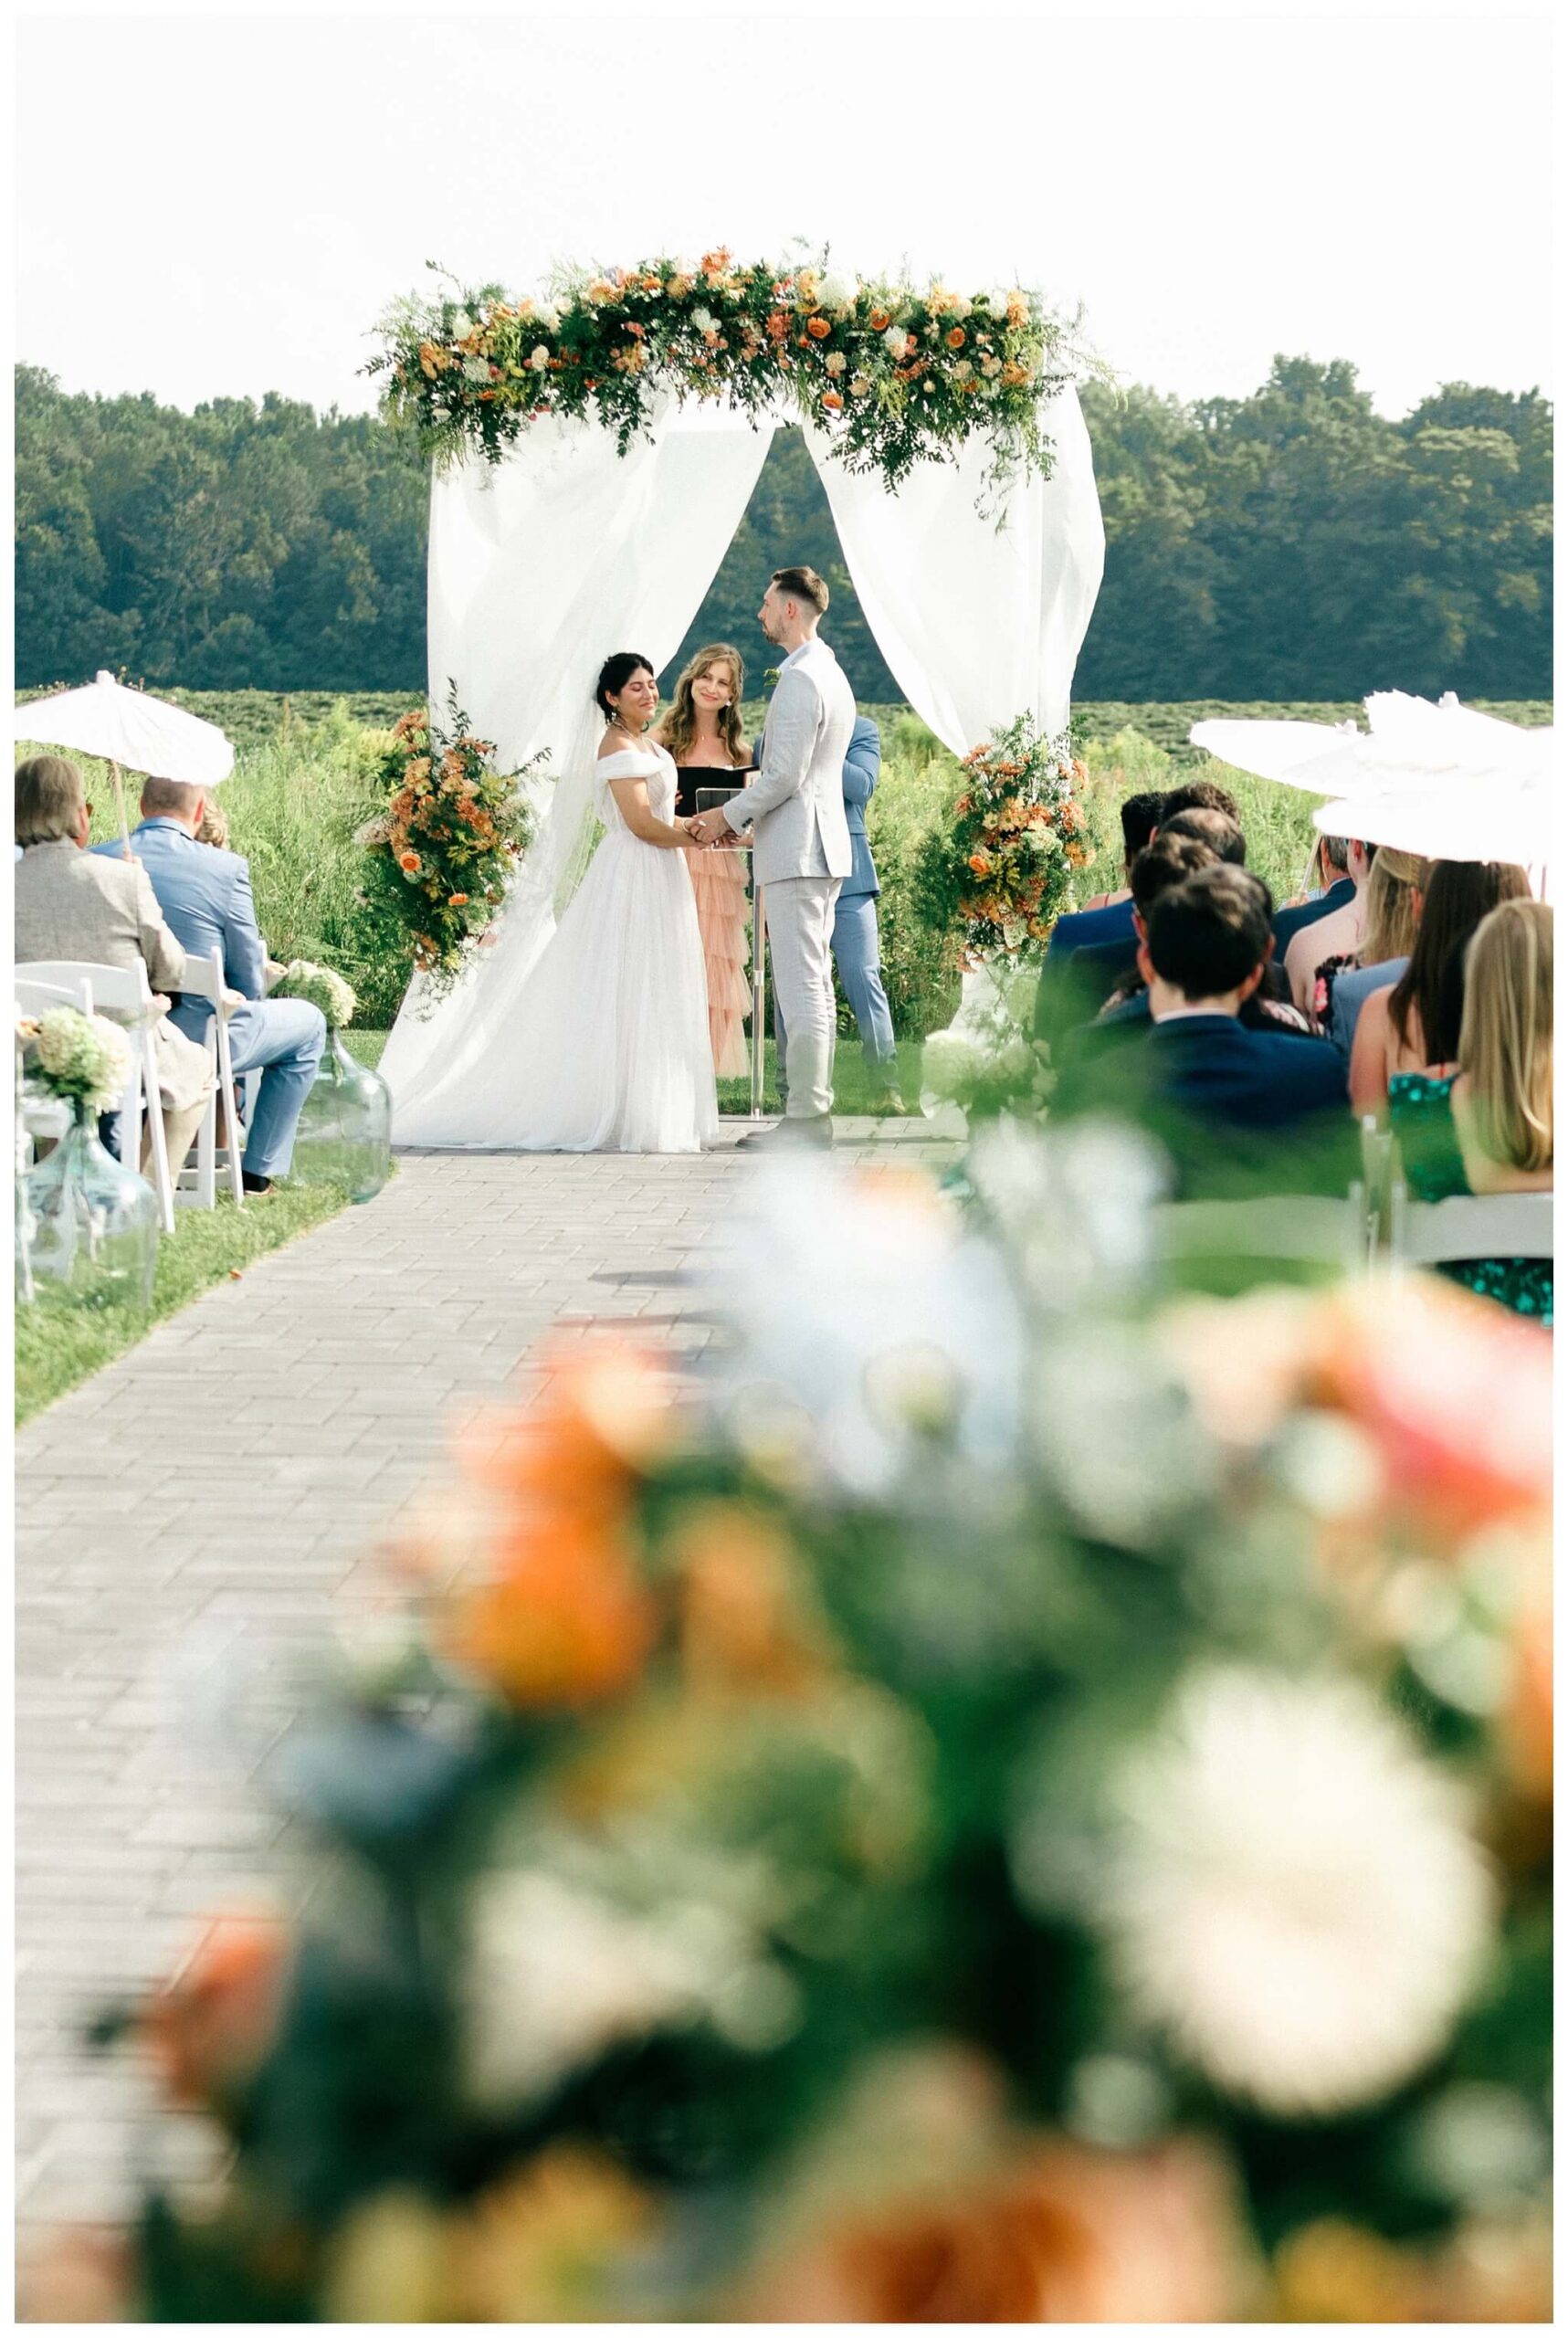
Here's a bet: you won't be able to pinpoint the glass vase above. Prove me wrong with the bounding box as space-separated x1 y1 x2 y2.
292 1033 392 1204
20 1103 159 1310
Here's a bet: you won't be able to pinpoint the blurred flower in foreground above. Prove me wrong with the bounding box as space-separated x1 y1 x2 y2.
438 1343 670 1708
1102 1668 1495 2114
710 1159 1024 1498
743 2038 1249 2322
141 1911 292 2115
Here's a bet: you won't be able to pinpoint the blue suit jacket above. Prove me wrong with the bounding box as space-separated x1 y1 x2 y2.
840 716 881 898
1035 899 1139 1041
1270 877 1355 966
1328 957 1407 1060
94 817 268 1041
1144 1013 1349 1132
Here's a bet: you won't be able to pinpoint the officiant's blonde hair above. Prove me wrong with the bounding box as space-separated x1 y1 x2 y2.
659 645 749 768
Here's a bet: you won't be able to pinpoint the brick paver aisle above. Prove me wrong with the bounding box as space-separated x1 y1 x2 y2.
14 1122 957 2236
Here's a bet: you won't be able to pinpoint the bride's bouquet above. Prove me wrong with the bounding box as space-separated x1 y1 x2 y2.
357 687 542 997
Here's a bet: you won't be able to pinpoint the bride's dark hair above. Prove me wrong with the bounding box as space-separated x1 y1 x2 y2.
595 652 655 718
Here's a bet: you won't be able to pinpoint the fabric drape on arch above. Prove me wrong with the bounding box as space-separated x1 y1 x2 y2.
380 386 1104 1117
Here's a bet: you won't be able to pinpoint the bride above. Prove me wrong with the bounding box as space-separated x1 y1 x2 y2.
383 653 719 1153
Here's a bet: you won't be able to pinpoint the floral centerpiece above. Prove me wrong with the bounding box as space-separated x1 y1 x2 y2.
44 1136 1551 2323
370 253 1102 503
357 686 540 999
26 1006 132 1116
269 961 357 1029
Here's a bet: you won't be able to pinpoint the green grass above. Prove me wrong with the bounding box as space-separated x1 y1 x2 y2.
15 1175 358 1424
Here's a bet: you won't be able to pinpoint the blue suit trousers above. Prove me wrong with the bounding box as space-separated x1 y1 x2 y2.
775 890 897 1085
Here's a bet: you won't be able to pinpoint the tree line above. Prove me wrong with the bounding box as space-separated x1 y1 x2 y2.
15 356 1552 703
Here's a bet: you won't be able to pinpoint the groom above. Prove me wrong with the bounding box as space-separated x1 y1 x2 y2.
689 565 856 1147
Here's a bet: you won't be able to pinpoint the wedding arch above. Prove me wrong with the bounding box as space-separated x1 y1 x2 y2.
371 254 1107 1110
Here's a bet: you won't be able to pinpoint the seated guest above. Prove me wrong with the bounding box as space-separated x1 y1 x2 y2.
1068 808 1252 1019
1078 787 1168 912
1283 837 1374 1016
1387 898 1552 1323
14 753 211 1174
1325 845 1428 1048
1350 859 1531 1117
1087 836 1315 1044
100 777 324 1193
1036 784 1245 1042
1271 833 1360 971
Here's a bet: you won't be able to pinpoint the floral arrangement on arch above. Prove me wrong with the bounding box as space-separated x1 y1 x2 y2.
369 251 1100 500
357 687 541 997
915 712 1091 962
40 1135 1551 2324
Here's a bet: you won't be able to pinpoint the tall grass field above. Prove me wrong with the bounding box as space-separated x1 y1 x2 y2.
17 691 1552 1046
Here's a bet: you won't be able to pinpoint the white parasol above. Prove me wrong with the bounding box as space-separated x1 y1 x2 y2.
1186 714 1360 788
1312 774 1552 870
14 670 234 853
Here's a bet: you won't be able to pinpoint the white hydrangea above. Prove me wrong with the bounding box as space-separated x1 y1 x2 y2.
272 960 357 1030
32 1007 131 1111
1100 1668 1496 2116
882 326 911 361
819 268 858 315
534 299 562 332
449 309 473 340
690 306 718 334
461 356 490 384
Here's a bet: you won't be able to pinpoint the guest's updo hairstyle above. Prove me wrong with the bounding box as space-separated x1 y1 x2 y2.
595 653 655 719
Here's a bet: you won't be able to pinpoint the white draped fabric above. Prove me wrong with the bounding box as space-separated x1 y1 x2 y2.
803 385 1104 750
381 399 776 1120
380 384 1105 1140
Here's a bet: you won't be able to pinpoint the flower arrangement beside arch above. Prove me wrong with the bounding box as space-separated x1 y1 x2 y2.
369 252 1101 500
915 713 1091 964
356 688 541 997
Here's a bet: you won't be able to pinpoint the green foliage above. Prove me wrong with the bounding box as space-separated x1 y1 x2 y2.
16 356 1554 705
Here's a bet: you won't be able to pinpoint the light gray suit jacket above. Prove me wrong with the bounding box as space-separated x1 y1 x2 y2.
721 637 856 887
14 837 210 1110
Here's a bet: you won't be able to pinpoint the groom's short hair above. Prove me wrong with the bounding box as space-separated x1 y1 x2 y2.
771 565 829 616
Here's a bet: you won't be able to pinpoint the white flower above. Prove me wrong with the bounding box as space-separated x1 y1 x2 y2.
824 350 847 377
690 306 717 334
882 326 911 360
33 1007 131 1111
952 358 973 381
1100 1669 1495 2116
984 286 1011 317
449 309 473 340
529 344 550 372
819 268 858 315
462 355 489 384
458 1867 762 2109
534 299 561 332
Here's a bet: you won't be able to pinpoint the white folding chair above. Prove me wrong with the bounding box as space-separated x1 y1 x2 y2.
1391 1185 1553 1275
1153 1190 1369 1277
15 959 174 1232
170 946 245 1209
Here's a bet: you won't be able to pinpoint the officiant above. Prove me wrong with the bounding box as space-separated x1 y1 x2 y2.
773 712 902 1113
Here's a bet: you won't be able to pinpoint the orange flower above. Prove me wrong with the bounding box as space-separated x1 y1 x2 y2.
968 852 991 876
946 326 967 349
765 310 789 343
447 892 470 907
805 314 832 340
675 1500 832 1694
143 1914 291 2112
398 850 422 876
821 390 844 412
869 308 891 331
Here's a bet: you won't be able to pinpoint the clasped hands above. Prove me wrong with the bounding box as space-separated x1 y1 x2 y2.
683 811 744 848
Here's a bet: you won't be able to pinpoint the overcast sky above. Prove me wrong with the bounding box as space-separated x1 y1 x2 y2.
15 8 1554 420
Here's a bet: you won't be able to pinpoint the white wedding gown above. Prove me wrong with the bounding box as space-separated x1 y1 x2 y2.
386 743 719 1153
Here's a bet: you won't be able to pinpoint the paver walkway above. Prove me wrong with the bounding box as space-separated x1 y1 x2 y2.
14 1121 958 2237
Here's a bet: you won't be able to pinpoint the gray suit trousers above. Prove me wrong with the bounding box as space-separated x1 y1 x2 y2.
764 875 842 1120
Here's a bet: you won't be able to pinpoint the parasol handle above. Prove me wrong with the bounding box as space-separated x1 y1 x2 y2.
110 760 133 858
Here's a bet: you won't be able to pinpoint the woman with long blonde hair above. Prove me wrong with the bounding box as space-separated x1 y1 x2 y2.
657 643 755 1079
1453 897 1552 1195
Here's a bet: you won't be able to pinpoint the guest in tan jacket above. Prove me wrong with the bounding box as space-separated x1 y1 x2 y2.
14 753 212 1174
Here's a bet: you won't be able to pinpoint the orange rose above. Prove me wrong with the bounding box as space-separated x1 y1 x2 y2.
447 1515 656 1710
821 390 844 412
398 850 422 875
447 892 470 907
946 326 966 349
968 853 991 875
143 1914 291 2113
805 314 832 340
869 308 891 331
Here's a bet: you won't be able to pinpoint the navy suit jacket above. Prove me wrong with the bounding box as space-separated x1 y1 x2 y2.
94 816 268 1042
1035 898 1139 1042
1270 878 1355 966
1144 1012 1349 1131
841 716 881 899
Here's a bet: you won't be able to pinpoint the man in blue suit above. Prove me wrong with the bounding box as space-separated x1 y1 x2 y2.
1269 833 1357 968
99 777 324 1192
774 715 902 1110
